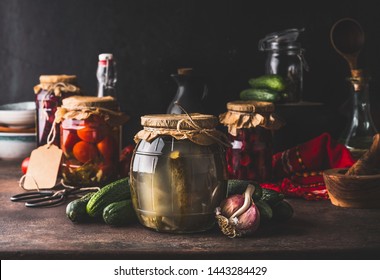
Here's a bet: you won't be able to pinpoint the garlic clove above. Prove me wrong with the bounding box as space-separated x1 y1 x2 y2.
220 194 244 218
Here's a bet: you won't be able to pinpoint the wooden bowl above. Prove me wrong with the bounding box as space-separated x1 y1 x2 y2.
323 168 380 208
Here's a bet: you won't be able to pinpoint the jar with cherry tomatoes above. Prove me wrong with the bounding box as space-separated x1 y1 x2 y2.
219 100 284 182
56 96 129 187
34 75 81 147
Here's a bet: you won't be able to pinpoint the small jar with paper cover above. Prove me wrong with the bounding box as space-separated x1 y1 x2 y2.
34 75 82 147
219 100 284 181
131 113 229 233
55 96 129 187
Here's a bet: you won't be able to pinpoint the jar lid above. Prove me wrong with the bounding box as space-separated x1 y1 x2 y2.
61 95 119 111
226 100 275 113
259 28 304 51
177 68 193 75
141 113 218 130
39 75 77 84
135 113 230 146
219 100 284 136
56 96 129 126
34 75 80 95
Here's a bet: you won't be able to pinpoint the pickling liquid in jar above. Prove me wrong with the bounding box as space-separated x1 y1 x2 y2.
131 137 227 233
226 127 273 181
60 116 120 187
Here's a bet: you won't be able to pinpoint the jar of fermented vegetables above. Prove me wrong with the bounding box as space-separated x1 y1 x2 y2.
34 75 81 147
131 113 229 233
55 96 129 187
219 100 284 182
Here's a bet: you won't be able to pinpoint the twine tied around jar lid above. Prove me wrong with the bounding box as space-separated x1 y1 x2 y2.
46 96 129 147
219 100 285 136
134 104 231 147
34 75 81 97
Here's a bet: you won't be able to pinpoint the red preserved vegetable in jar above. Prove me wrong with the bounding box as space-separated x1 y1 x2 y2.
219 100 284 182
56 96 129 187
34 75 81 147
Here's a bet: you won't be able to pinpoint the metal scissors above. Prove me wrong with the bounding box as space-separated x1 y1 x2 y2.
10 183 99 208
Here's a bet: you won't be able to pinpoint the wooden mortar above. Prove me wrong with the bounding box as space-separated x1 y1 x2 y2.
323 168 380 208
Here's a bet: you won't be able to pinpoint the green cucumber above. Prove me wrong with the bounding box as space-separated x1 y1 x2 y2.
261 188 285 207
255 200 273 223
103 199 137 226
66 192 95 223
227 179 262 200
240 88 280 102
272 200 293 221
248 74 286 92
86 177 131 217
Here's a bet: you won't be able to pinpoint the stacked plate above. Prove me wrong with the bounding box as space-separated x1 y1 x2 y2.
0 102 37 160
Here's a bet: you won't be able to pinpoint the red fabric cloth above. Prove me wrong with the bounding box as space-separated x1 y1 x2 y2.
261 133 355 200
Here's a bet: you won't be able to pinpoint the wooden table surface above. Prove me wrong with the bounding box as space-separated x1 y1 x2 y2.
1 159 380 260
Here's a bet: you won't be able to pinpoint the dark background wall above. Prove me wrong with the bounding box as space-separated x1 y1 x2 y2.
1 0 379 149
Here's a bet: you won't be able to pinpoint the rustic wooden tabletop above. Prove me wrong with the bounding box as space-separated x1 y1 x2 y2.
1 159 380 260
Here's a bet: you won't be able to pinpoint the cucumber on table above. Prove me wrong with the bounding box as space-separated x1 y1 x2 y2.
103 199 137 226
66 192 95 223
227 179 263 200
260 188 285 207
255 200 273 223
272 200 294 221
86 177 131 217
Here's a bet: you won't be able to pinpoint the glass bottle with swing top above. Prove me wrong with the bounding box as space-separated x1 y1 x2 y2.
34 75 81 147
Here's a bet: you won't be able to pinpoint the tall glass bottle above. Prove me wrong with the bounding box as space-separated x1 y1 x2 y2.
96 53 117 97
339 70 378 159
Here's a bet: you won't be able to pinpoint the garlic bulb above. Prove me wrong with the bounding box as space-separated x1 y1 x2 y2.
216 184 260 238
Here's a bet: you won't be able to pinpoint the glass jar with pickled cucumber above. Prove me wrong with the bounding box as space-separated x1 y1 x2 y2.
219 100 284 182
131 114 229 233
56 96 129 187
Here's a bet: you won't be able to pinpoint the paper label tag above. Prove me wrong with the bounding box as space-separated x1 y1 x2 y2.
23 144 63 190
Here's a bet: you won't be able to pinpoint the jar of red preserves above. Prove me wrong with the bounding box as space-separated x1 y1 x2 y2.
34 75 81 147
219 100 284 182
55 96 129 187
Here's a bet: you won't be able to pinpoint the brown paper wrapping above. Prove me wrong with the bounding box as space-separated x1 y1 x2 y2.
219 100 284 136
34 75 81 96
134 113 230 147
55 96 129 126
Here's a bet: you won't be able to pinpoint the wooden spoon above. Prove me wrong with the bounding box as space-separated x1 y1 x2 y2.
330 18 365 71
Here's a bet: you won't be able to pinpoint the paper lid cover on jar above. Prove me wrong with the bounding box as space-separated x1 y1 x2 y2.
219 100 284 136
55 96 129 126
34 74 81 96
135 113 230 146
39 75 77 84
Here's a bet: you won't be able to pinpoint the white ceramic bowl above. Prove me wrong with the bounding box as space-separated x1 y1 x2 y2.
0 132 36 160
0 101 36 128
